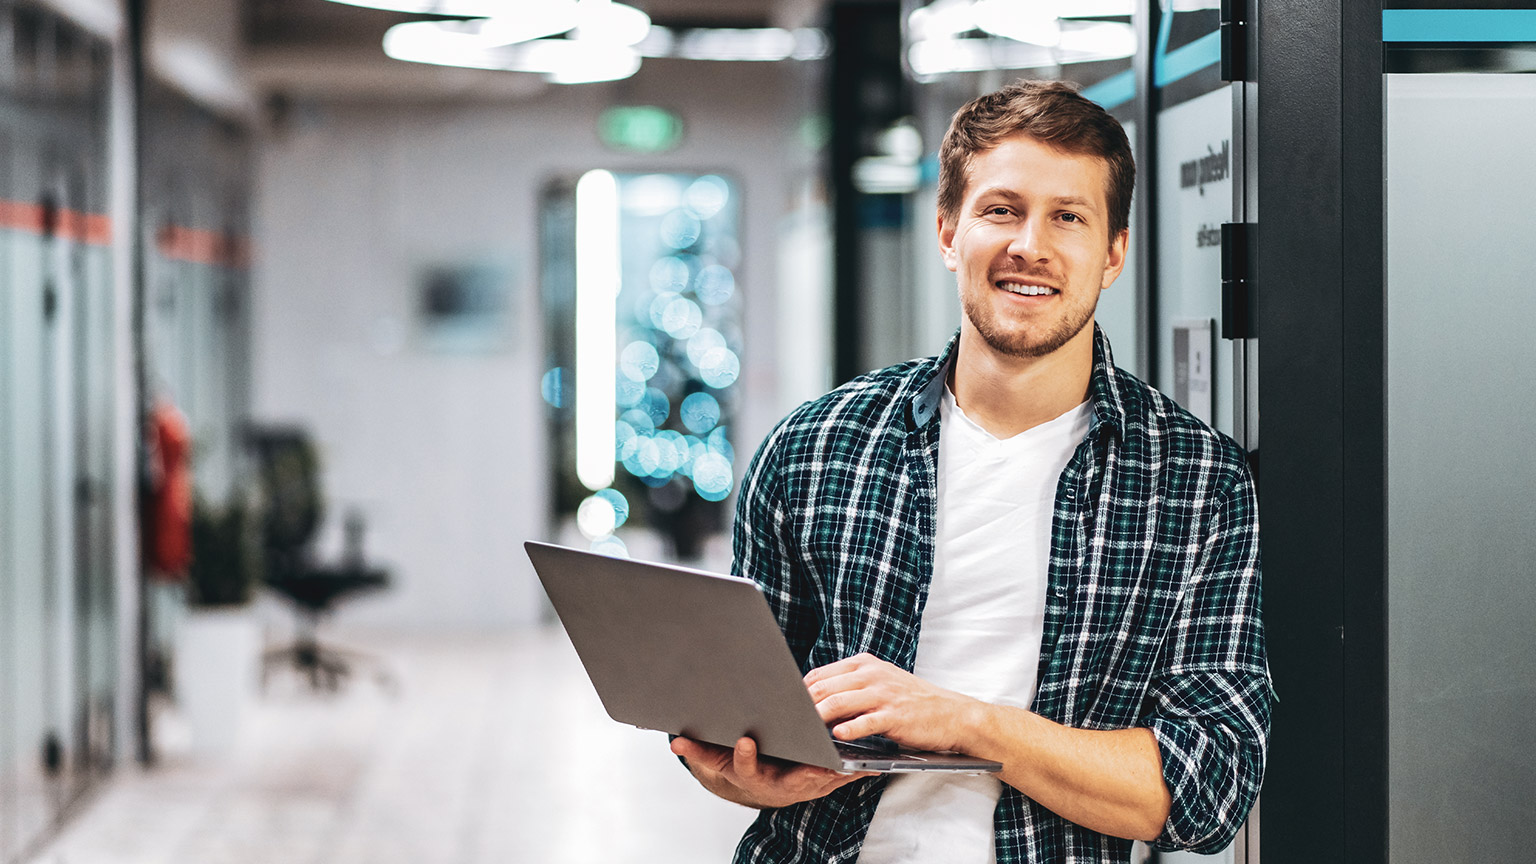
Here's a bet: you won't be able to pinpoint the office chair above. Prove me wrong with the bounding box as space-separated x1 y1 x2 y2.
246 426 394 693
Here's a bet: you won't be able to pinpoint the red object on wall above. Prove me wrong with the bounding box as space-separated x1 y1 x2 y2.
147 400 193 578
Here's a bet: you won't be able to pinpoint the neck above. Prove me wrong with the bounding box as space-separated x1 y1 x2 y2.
950 322 1095 439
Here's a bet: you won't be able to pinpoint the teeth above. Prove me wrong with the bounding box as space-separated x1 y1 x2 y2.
999 283 1054 296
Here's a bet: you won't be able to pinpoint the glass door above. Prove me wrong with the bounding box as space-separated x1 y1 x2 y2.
1383 12 1536 859
1152 0 1254 448
1151 0 1258 860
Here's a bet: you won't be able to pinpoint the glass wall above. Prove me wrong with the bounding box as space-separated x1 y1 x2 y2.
540 171 745 567
139 78 256 702
1385 70 1536 861
0 2 116 859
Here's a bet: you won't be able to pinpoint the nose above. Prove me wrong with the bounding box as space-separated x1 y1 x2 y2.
1007 215 1052 264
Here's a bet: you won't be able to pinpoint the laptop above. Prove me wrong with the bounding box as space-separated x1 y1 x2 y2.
524 541 1002 774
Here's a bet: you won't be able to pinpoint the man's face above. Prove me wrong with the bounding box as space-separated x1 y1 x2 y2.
938 133 1127 360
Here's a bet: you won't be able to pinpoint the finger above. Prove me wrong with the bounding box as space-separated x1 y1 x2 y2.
672 737 732 773
805 665 868 702
803 652 883 686
802 661 849 688
731 737 763 781
830 711 890 742
815 671 897 719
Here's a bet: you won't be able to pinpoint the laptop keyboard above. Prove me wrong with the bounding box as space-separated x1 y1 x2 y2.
834 735 904 757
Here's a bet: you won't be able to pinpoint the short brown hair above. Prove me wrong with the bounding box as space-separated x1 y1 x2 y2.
937 79 1135 242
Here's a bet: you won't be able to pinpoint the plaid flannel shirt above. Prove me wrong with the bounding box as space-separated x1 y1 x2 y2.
728 326 1270 863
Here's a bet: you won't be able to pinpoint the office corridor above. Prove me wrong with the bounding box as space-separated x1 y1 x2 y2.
26 627 755 864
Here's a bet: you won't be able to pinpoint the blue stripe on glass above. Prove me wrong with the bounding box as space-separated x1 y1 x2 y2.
1383 9 1536 42
920 153 940 186
1156 29 1221 87
1084 70 1135 110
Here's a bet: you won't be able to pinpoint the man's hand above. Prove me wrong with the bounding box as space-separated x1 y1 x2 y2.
807 652 1172 842
670 735 872 809
804 652 984 752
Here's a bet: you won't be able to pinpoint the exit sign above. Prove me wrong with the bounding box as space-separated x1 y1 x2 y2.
598 105 684 153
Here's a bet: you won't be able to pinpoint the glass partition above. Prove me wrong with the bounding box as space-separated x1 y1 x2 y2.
1 7 119 856
1385 70 1536 862
540 172 745 567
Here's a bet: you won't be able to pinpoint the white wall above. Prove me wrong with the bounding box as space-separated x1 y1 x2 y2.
252 60 804 629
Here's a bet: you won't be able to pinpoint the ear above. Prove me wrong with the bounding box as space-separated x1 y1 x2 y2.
937 210 959 273
1100 228 1129 290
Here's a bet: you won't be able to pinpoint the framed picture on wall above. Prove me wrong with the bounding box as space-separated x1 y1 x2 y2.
418 261 514 354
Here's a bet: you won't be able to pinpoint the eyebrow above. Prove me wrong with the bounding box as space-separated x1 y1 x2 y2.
974 188 1103 214
1050 196 1099 212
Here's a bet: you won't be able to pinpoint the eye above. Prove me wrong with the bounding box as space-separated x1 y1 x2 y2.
987 206 1012 217
1059 212 1083 224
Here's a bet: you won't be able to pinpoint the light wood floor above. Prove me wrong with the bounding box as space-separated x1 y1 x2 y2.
26 626 755 864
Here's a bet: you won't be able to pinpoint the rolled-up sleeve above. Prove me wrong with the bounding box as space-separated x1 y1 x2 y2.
1146 466 1272 853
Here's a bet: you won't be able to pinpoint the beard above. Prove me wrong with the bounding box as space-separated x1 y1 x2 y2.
959 279 1097 359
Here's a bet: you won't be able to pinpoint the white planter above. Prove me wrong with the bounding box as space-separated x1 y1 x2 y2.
173 606 260 754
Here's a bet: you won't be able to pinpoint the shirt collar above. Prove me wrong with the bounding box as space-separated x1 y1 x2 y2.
907 324 1128 441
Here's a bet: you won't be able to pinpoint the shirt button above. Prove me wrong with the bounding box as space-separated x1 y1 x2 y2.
1064 485 1077 500
1053 585 1067 598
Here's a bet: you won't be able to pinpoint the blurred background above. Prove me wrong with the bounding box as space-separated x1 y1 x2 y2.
3 0 1534 862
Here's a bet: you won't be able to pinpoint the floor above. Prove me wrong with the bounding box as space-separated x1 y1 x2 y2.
25 627 756 864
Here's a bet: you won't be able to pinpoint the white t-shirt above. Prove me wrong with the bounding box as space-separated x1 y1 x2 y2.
857 388 1091 864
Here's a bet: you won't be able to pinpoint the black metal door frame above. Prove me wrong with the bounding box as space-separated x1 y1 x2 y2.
1255 1 1388 862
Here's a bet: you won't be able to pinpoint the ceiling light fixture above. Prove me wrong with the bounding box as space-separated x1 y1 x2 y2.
974 0 1062 46
373 0 824 83
327 0 515 16
569 0 651 46
383 22 643 82
477 0 581 46
906 0 1136 78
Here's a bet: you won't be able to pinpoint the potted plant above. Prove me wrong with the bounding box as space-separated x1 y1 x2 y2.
173 496 263 754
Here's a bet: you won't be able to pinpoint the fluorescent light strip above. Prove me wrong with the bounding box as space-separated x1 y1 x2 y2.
328 0 507 15
575 170 619 492
383 22 642 81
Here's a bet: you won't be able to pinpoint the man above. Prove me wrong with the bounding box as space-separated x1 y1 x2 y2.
672 80 1270 863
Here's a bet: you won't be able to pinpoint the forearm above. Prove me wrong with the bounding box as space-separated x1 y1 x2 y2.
965 703 1171 841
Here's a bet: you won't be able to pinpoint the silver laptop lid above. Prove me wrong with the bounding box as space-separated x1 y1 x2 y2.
525 540 847 769
525 541 1002 774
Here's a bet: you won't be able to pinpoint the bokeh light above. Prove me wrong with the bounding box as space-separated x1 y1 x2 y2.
641 387 671 425
692 452 734 501
619 407 655 435
540 367 566 407
685 175 731 219
660 296 703 339
616 375 645 407
686 328 726 369
706 426 735 465
680 392 721 434
590 535 629 557
595 487 630 528
614 420 637 459
694 264 735 306
619 340 660 381
576 493 618 539
649 255 691 293
660 209 702 249
699 346 741 388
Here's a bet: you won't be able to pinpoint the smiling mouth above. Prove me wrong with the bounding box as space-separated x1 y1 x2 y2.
995 281 1059 297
